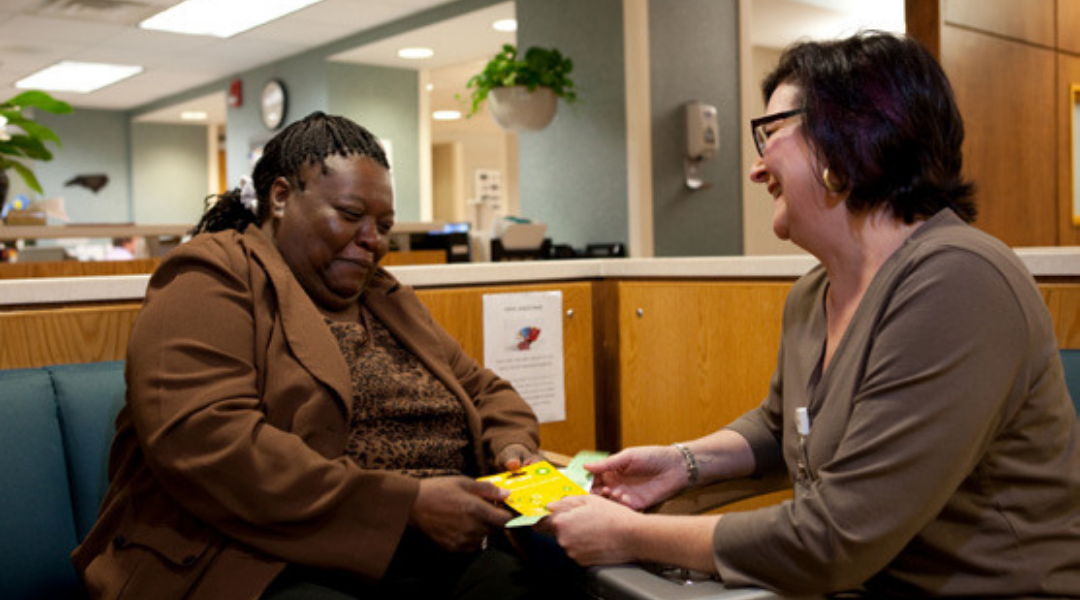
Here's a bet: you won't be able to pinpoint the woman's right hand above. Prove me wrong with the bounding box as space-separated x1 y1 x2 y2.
586 446 689 510
408 476 513 553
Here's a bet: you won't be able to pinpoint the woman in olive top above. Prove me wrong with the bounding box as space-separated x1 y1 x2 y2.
548 32 1080 599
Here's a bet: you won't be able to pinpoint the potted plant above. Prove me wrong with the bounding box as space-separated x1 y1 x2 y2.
465 44 577 132
0 90 73 211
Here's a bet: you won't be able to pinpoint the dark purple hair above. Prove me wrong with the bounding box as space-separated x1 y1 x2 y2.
762 31 976 223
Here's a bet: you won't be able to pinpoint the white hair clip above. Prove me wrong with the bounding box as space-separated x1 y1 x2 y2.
239 176 258 215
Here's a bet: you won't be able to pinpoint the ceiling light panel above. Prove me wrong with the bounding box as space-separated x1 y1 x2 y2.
397 47 434 60
139 0 326 38
16 60 143 93
432 110 461 121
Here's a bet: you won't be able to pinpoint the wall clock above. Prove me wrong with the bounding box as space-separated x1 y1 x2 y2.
260 79 287 130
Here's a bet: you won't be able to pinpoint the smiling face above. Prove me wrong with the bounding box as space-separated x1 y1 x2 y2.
268 154 395 314
748 82 828 246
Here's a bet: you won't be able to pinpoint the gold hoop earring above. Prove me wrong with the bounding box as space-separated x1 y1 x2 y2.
822 168 843 193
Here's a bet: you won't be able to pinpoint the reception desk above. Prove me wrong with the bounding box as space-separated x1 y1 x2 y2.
2 251 1078 471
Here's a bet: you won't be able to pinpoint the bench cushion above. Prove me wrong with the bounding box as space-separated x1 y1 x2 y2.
49 361 126 541
1061 348 1080 416
0 368 82 598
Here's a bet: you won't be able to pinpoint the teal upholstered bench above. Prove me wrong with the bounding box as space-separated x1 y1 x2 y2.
0 361 125 600
0 354 1076 600
1062 349 1080 416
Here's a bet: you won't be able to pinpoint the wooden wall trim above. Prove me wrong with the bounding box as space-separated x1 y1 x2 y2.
0 304 143 369
0 259 160 280
906 0 942 58
1059 61 1080 245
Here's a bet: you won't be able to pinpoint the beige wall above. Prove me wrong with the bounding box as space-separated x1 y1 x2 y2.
742 45 806 256
432 130 519 234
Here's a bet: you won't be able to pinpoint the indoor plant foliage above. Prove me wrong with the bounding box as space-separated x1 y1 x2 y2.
0 90 73 201
465 44 577 119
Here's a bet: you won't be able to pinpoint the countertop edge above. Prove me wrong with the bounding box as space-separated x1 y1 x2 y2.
2 249 1077 306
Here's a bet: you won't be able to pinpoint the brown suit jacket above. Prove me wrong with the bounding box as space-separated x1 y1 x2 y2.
71 226 540 600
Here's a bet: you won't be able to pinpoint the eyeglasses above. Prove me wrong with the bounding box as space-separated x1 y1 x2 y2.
750 108 804 157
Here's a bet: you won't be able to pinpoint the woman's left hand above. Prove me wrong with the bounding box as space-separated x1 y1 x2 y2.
496 443 542 471
546 494 642 566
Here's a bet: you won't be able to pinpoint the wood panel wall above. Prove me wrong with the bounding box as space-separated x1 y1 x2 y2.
942 27 1058 246
611 281 790 448
608 280 793 511
608 280 1080 448
908 0 1080 246
1061 0 1080 55
606 277 1080 511
943 0 1054 45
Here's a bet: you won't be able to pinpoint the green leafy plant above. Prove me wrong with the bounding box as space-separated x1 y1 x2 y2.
0 90 73 194
465 44 577 116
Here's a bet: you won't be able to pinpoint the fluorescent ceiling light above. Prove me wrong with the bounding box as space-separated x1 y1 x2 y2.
16 61 142 93
492 19 517 32
398 47 434 60
140 0 325 38
181 111 208 121
433 110 461 121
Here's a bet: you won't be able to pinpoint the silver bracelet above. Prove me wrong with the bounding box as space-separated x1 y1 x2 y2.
672 442 699 487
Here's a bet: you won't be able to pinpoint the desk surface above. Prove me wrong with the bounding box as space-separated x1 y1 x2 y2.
0 224 191 241
588 565 821 600
0 221 445 242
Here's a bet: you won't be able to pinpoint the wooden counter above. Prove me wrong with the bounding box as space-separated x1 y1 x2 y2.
2 250 1078 465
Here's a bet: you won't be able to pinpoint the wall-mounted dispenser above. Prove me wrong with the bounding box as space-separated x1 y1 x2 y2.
684 100 719 190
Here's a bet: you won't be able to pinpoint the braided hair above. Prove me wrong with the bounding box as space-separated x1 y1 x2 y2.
191 111 390 235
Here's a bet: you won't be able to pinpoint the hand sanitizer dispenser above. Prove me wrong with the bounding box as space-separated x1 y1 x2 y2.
685 100 719 189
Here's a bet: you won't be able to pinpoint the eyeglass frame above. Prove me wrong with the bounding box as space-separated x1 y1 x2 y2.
750 108 804 157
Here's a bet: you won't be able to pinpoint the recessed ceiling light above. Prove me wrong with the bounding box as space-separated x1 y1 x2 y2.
492 19 517 32
16 61 142 93
140 0 326 38
398 47 434 60
181 111 208 121
433 110 462 121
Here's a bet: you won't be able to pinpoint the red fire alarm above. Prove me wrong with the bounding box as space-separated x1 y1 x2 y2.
228 79 243 108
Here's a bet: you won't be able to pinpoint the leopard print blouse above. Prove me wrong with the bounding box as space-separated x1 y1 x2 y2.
325 308 474 478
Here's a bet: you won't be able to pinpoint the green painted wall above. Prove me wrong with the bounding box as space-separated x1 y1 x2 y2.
515 0 630 250
328 62 421 221
515 0 742 255
130 122 208 225
649 0 742 256
223 53 330 186
26 109 131 224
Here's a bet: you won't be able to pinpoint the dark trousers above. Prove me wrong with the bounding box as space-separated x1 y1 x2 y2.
261 529 587 600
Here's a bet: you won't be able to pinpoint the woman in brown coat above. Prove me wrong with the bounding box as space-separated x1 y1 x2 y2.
73 112 564 600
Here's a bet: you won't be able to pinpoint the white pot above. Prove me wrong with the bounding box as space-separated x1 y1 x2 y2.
487 86 558 132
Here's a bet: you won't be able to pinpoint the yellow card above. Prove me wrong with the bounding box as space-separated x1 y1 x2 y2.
479 460 587 518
